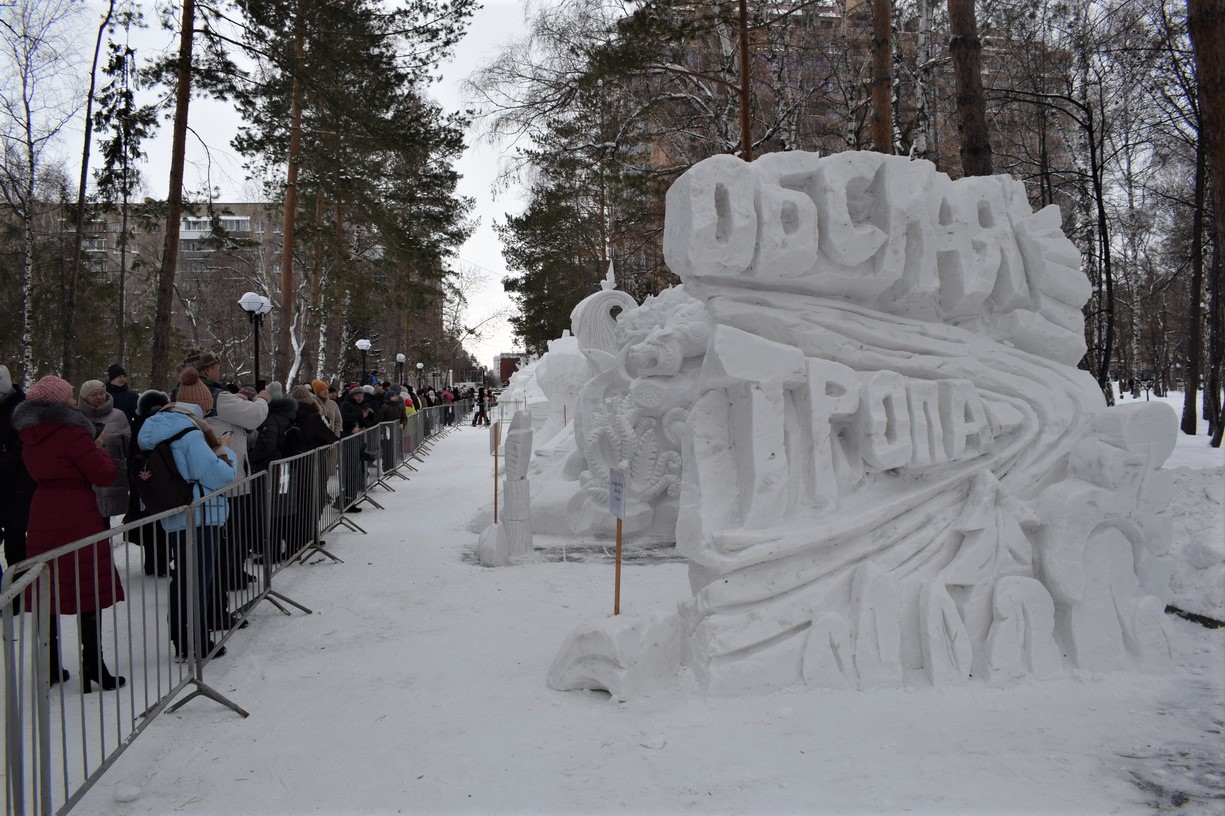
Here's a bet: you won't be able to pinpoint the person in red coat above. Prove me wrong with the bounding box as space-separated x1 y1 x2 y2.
12 375 126 692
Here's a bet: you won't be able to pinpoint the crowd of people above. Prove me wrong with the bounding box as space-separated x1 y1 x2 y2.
0 350 479 686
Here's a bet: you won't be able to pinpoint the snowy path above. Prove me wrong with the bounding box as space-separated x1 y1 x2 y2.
79 424 1224 815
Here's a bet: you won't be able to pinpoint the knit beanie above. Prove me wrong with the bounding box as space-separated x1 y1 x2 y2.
312 379 328 397
27 375 75 405
266 381 284 399
183 348 220 373
177 367 214 414
348 385 364 395
107 363 126 382
0 365 11 396
79 379 106 401
362 385 374 394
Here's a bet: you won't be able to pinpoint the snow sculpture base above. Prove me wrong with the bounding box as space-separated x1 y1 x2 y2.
549 150 1177 695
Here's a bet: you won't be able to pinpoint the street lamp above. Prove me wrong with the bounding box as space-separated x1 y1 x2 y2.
356 338 372 384
238 291 273 386
415 361 424 390
396 353 405 386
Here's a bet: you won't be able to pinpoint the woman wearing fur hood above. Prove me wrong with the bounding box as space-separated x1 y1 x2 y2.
13 375 125 691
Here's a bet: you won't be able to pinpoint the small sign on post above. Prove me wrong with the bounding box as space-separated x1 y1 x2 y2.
609 469 625 615
608 469 625 519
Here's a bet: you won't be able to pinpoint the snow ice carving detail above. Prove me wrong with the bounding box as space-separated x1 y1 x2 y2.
572 396 681 532
548 150 1177 697
564 286 709 535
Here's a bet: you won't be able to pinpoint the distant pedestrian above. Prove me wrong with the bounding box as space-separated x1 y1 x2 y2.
105 364 138 424
77 379 130 523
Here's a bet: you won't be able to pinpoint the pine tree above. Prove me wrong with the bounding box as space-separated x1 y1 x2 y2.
93 25 158 366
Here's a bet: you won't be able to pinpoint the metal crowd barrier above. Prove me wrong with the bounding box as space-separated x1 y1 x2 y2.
1 503 251 816
1 401 466 815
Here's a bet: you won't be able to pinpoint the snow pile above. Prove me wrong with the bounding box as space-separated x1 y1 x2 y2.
1164 466 1225 620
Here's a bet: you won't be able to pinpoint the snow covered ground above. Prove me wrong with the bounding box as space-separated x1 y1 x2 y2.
77 400 1224 815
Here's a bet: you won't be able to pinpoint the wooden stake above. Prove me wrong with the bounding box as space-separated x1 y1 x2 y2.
614 516 623 615
493 422 500 524
563 404 567 426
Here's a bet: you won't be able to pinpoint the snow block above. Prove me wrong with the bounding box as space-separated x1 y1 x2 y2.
547 613 683 699
983 576 1063 685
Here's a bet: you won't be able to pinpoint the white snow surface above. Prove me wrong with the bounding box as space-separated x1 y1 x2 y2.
76 419 1225 815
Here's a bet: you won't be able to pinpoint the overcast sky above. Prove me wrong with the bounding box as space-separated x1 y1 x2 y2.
68 0 531 369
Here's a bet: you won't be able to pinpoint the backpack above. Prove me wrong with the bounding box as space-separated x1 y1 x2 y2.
280 423 306 458
131 427 198 514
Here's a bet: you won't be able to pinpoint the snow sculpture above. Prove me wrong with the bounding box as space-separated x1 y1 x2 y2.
549 150 1178 696
533 331 587 447
477 410 534 567
564 286 709 535
572 262 639 357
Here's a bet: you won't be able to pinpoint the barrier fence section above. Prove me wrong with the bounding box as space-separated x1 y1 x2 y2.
1 404 464 815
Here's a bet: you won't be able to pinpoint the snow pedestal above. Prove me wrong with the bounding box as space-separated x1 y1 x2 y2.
477 410 534 567
547 150 1178 698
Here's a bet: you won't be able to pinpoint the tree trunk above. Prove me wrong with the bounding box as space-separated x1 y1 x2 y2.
911 0 934 160
117 196 129 365
947 0 993 176
1182 138 1206 434
307 190 325 379
1188 0 1225 444
1208 241 1223 438
738 0 752 161
150 0 196 391
63 0 116 380
276 7 306 384
871 0 893 153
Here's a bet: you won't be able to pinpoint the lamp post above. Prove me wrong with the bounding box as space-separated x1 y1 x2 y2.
415 361 424 390
396 353 405 386
238 291 273 386
356 338 371 384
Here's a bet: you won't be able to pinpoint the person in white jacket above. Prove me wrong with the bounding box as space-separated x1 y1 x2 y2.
208 388 269 592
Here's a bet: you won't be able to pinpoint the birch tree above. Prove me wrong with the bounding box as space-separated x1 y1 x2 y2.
0 0 85 384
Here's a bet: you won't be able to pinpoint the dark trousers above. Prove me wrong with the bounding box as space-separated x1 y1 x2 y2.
169 525 217 657
222 493 256 586
0 487 32 579
341 442 362 509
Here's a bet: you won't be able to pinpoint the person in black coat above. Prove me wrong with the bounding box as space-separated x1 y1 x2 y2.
0 365 36 575
123 390 171 575
339 387 373 438
248 396 298 473
337 387 373 511
280 387 339 558
104 364 139 424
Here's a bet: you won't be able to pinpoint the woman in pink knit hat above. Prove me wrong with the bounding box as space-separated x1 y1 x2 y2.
12 375 126 692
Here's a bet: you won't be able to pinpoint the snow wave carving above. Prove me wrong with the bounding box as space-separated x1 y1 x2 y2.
548 151 1176 696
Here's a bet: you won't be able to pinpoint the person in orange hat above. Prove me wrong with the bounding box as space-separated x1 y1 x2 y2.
312 379 342 435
